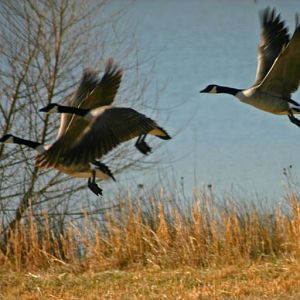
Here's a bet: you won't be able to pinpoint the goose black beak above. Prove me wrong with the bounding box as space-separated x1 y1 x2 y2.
39 106 47 112
200 87 209 93
200 86 212 93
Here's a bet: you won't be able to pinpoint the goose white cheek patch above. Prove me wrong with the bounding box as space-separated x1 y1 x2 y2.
5 136 14 143
210 86 217 93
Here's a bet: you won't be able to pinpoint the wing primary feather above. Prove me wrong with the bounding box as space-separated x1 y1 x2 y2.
255 7 290 85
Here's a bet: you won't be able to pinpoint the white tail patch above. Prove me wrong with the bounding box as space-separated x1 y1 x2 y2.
95 169 110 180
149 128 166 137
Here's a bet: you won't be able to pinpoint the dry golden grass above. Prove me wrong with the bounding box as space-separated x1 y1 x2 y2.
1 261 300 299
1 190 300 298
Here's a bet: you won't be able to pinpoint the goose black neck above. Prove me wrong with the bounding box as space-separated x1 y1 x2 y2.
13 137 42 149
58 105 88 117
216 85 241 96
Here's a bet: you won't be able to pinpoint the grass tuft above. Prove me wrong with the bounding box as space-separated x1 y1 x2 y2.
2 190 300 298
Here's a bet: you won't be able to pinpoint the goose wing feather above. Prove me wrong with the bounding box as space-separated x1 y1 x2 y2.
255 8 290 85
56 69 99 139
79 58 123 109
63 59 123 137
258 20 300 97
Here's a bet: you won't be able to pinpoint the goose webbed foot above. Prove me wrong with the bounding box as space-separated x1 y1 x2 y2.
135 134 152 155
88 171 103 196
92 160 116 181
88 178 103 196
288 113 300 128
136 141 152 155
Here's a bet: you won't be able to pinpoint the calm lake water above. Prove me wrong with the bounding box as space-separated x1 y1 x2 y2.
105 0 300 200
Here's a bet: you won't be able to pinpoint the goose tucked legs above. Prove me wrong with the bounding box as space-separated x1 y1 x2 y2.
135 126 172 155
92 160 116 181
135 134 152 155
288 112 300 128
88 170 103 196
88 160 115 196
287 101 300 128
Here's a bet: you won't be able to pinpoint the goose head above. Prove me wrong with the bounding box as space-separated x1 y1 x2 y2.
0 134 14 143
200 85 218 94
39 103 60 114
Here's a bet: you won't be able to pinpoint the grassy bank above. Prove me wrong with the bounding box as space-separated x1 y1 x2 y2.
1 190 300 298
1 261 300 299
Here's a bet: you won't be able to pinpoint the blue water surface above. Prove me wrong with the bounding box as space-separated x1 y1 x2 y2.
103 0 300 200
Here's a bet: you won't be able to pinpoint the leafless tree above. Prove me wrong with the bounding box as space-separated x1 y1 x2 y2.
0 0 164 243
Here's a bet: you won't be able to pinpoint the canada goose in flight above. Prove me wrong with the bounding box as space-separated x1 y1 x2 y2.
37 103 171 168
0 59 123 196
200 8 300 127
0 134 115 196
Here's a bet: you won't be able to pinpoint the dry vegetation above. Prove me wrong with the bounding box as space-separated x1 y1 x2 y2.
1 189 300 299
2 2 300 299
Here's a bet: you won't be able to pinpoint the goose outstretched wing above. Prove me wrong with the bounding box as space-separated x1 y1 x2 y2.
56 69 99 139
254 8 290 85
63 59 123 136
258 19 300 97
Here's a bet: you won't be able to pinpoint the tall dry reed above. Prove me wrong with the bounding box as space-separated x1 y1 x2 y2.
1 190 300 272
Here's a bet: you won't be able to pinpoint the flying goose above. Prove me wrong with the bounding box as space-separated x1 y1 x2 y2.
200 8 300 126
36 103 171 168
0 59 123 196
0 134 115 195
